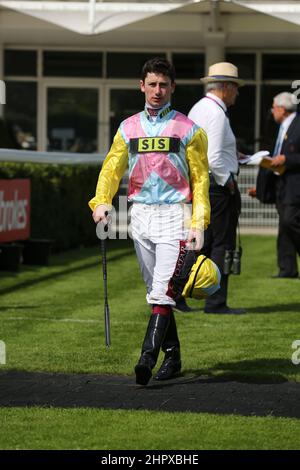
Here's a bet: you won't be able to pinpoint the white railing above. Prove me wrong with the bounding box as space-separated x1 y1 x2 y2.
0 148 105 165
0 148 278 233
238 166 278 233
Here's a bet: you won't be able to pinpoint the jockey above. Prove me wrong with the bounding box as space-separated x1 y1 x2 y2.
89 57 210 385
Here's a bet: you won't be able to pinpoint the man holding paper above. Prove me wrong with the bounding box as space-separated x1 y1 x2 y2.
250 92 300 278
269 92 300 278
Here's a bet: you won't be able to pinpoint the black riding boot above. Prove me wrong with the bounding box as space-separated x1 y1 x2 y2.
135 313 170 385
154 311 181 381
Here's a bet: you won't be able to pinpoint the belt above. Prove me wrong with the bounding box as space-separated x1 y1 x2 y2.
209 172 238 186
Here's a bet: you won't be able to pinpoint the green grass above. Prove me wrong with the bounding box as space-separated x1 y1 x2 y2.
1 408 300 450
1 235 300 449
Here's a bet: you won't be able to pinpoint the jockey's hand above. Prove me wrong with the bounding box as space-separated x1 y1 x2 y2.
186 229 204 251
92 204 110 225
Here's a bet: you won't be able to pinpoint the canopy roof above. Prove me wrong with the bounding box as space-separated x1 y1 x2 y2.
234 1 300 27
0 1 195 35
0 1 300 36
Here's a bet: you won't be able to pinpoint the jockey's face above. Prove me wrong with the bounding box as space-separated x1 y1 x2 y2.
140 72 175 109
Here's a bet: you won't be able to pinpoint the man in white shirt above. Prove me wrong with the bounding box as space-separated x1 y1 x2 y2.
188 62 246 314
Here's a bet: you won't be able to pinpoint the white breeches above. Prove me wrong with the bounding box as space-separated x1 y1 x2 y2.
131 203 189 306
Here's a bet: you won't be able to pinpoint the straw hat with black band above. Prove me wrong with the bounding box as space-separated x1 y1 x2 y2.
201 62 245 87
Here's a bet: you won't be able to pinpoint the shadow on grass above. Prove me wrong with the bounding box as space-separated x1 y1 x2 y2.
0 246 134 297
182 358 298 385
50 239 134 266
175 302 300 315
247 304 300 314
0 305 41 311
147 358 297 392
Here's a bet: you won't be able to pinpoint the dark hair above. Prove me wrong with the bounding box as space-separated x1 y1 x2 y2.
141 57 175 83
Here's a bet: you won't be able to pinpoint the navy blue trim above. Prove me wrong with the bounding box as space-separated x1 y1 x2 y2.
209 75 240 80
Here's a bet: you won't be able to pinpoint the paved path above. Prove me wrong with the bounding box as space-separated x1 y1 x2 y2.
1 370 300 418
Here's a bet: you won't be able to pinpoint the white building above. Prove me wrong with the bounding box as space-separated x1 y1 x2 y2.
1 0 300 228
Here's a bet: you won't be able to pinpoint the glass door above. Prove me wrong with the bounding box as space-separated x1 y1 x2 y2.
107 86 144 227
46 86 99 152
109 87 144 144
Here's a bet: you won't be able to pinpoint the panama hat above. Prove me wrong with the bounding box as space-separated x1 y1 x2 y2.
201 62 244 87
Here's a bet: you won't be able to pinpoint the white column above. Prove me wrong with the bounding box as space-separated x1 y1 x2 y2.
37 80 45 152
204 32 226 74
0 44 4 118
203 1 226 73
37 49 45 151
89 0 96 34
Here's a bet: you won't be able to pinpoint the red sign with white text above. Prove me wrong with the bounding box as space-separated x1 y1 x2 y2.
0 179 31 243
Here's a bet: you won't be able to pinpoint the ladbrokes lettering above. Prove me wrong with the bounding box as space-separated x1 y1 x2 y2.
0 190 27 230
0 179 31 242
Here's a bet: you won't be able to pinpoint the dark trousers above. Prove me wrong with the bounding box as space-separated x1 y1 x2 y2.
201 181 241 310
276 201 300 277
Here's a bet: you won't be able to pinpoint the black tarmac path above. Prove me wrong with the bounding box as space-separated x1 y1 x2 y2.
1 370 300 418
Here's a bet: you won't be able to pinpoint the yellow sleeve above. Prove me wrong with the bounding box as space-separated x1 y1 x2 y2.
186 127 210 230
88 130 128 211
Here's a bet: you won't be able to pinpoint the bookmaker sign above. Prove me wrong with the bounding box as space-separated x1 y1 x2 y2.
0 179 31 243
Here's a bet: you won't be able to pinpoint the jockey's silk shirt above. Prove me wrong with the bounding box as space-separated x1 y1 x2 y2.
89 102 210 230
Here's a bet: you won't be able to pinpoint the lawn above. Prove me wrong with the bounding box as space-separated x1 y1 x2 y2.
0 235 300 449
